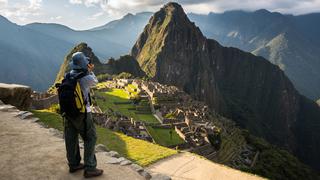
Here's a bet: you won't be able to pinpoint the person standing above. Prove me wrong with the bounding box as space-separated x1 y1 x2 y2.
63 52 103 178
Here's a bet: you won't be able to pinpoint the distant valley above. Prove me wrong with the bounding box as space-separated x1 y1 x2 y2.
0 12 150 91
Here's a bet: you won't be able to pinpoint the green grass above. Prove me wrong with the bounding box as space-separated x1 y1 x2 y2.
136 114 160 124
32 110 64 131
95 87 158 124
95 90 136 118
126 84 139 97
95 86 183 147
146 126 185 147
32 109 178 166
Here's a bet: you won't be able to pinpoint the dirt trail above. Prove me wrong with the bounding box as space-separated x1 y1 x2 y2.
0 110 143 180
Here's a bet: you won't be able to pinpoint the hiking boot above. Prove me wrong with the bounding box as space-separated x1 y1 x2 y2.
84 168 104 178
69 163 85 173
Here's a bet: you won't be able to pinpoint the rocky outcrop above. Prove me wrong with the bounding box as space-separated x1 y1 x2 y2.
131 2 320 170
0 83 31 110
317 99 320 106
54 43 144 87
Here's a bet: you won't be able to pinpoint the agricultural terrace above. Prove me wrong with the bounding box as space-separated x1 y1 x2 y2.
94 82 184 147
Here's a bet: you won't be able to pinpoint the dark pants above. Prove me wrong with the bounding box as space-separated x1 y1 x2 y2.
64 113 97 171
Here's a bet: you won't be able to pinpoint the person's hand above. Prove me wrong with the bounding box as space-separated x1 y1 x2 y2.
87 63 95 72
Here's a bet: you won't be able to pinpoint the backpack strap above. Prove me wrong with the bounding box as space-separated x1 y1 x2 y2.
66 71 87 80
75 72 87 80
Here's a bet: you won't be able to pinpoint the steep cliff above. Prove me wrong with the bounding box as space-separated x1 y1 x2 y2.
131 2 320 170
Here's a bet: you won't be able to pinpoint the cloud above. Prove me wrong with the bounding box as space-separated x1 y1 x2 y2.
69 0 82 4
68 0 320 16
87 11 104 20
0 0 8 7
0 0 43 21
29 0 42 10
69 0 107 7
184 0 320 14
50 15 62 20
68 0 214 17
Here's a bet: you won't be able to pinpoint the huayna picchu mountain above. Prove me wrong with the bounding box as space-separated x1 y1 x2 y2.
131 2 320 170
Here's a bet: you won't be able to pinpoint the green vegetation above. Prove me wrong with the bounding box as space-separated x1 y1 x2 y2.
96 73 112 81
32 110 64 131
126 83 139 97
115 72 134 79
136 114 159 124
95 87 158 124
243 134 319 180
134 8 173 77
164 112 176 119
94 85 184 147
146 126 185 147
216 128 246 164
32 109 178 166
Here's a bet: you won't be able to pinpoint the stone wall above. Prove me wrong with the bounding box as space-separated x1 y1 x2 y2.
31 94 58 110
0 83 32 110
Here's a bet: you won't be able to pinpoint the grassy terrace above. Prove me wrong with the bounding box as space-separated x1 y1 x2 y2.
95 87 159 124
94 82 184 147
146 126 185 147
32 109 178 166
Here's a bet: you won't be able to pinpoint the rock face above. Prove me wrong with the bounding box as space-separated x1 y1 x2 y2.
0 83 32 110
131 2 320 170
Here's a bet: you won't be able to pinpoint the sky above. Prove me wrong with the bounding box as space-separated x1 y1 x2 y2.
0 0 320 30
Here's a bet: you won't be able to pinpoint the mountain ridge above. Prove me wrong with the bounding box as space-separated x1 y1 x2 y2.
131 2 320 170
188 11 320 100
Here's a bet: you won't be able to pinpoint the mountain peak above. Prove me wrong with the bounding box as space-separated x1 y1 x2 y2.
124 13 134 18
131 2 204 77
164 2 183 9
254 9 271 14
160 2 186 18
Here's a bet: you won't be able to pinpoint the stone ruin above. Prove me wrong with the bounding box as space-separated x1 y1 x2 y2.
31 91 58 110
93 107 153 142
96 79 227 162
136 80 222 149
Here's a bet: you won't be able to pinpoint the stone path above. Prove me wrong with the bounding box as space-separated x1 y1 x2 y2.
0 101 266 180
147 153 266 180
0 105 145 180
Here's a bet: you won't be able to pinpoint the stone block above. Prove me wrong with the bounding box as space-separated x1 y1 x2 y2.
140 170 152 179
95 144 109 152
105 156 122 164
151 174 171 180
130 164 144 172
20 112 33 119
0 83 32 110
105 151 120 158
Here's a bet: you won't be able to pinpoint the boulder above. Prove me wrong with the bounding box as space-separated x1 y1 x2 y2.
151 174 171 180
105 151 120 158
140 170 152 179
120 160 132 166
105 156 122 164
0 83 32 110
130 164 144 172
95 144 109 152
